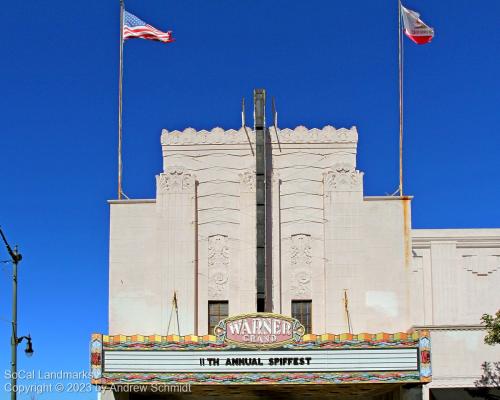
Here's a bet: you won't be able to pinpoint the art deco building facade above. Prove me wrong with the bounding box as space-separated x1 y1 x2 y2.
95 99 500 399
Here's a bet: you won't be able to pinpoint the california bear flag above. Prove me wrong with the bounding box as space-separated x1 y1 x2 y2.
401 5 434 45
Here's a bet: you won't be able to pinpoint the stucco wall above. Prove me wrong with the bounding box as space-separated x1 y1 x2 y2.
426 328 500 389
412 229 500 326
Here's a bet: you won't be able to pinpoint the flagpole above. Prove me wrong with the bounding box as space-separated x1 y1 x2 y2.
398 0 404 196
118 0 124 199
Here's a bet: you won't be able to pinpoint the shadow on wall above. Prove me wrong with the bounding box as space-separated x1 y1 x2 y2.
431 387 500 400
462 361 500 400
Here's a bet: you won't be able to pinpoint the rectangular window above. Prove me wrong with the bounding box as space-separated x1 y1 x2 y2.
292 300 312 334
208 301 228 335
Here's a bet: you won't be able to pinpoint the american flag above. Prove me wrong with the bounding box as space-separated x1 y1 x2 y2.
123 10 173 43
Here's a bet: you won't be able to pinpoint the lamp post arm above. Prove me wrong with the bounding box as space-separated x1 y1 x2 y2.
16 336 30 344
0 228 21 263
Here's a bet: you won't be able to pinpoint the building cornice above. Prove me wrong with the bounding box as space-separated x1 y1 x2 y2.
108 199 156 204
411 324 485 331
412 230 500 249
364 196 413 201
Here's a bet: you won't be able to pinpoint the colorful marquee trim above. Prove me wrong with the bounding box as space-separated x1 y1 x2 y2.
94 371 421 386
97 331 422 351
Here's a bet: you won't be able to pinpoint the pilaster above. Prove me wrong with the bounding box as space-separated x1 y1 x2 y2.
323 163 364 332
237 170 257 314
156 167 196 335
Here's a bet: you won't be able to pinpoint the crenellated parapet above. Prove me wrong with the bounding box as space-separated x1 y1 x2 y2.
160 125 358 145
276 125 358 144
161 127 252 145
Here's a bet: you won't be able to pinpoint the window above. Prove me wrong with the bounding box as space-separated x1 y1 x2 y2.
292 300 312 334
208 301 228 335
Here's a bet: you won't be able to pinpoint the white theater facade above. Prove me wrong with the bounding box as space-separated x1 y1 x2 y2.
92 103 500 399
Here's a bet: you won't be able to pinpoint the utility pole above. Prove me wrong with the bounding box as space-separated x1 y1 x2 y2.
11 244 19 400
0 228 33 400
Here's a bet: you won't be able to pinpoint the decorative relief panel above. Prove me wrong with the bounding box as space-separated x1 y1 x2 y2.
156 167 195 194
239 170 256 192
290 234 312 299
208 235 229 299
461 254 500 277
323 163 363 192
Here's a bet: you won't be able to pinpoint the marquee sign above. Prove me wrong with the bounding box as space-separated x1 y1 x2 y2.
214 313 305 348
90 314 432 386
102 348 418 374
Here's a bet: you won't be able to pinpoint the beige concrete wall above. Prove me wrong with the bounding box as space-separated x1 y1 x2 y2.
426 328 500 389
109 201 159 335
410 229 500 389
412 229 500 326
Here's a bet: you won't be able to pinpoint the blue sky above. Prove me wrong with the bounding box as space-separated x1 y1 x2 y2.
1 0 499 398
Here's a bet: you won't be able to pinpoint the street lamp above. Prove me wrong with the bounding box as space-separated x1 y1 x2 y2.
18 335 34 358
0 227 34 400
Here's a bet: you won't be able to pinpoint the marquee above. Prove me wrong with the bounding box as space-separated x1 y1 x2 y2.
90 313 431 386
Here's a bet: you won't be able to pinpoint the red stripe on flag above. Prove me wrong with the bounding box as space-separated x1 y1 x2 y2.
404 31 433 45
123 25 173 43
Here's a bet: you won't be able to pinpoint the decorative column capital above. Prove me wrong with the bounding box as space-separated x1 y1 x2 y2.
323 163 364 192
156 167 195 194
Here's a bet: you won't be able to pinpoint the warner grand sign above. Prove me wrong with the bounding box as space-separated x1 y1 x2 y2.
215 313 305 347
90 313 432 386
